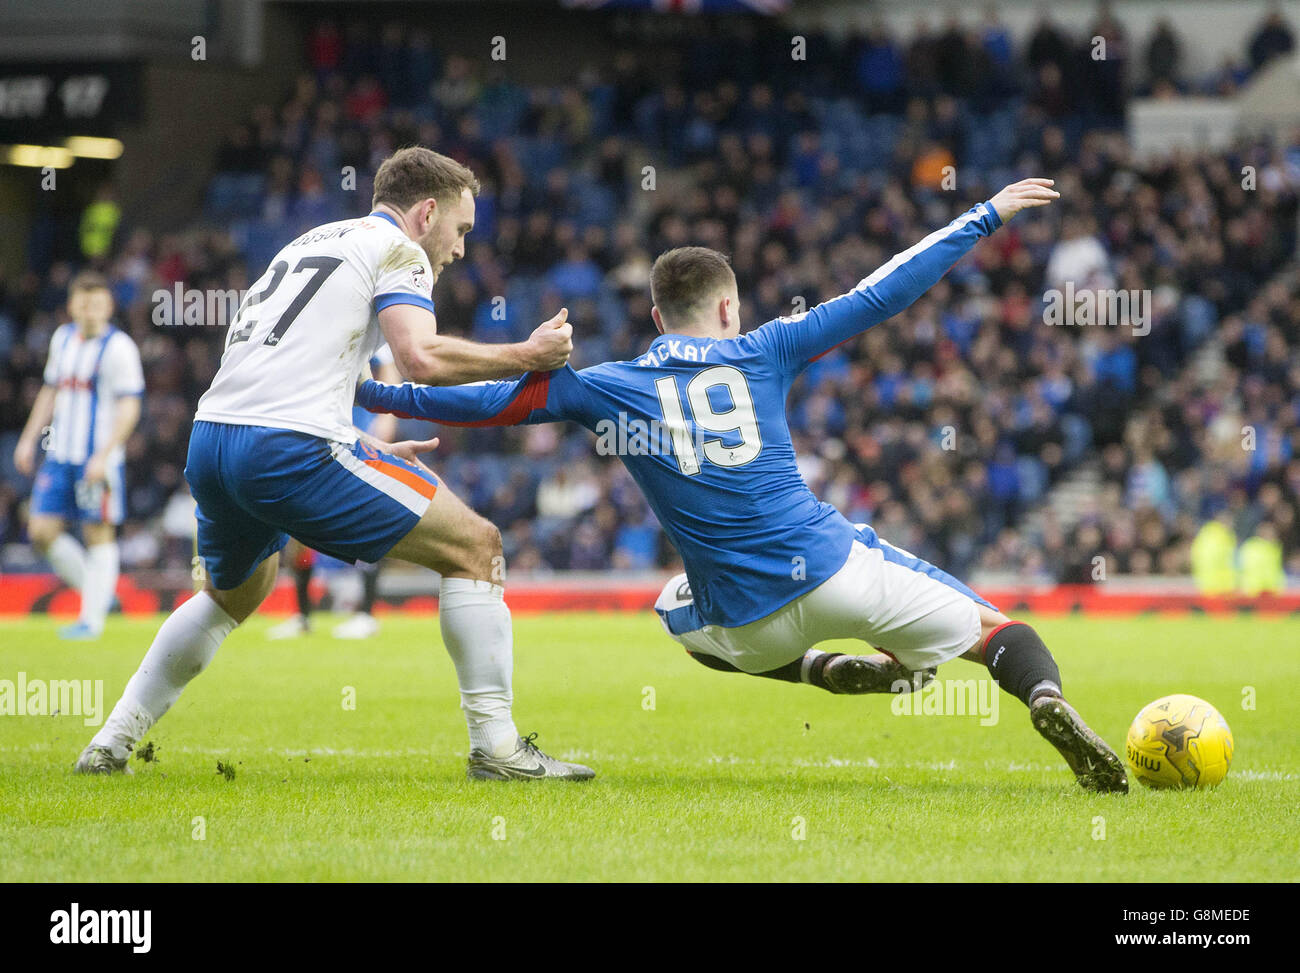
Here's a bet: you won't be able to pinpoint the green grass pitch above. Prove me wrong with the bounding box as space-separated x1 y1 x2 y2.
2 612 1297 882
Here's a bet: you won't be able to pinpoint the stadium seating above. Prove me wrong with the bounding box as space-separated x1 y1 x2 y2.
2 12 1296 586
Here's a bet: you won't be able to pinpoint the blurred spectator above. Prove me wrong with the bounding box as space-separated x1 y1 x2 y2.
1238 521 1286 595
1 13 1297 589
1248 6 1295 73
79 185 121 261
1144 18 1182 91
1191 512 1238 594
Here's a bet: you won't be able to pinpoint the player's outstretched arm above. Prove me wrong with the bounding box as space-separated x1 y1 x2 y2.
760 178 1059 369
986 177 1060 223
357 365 584 430
379 304 573 386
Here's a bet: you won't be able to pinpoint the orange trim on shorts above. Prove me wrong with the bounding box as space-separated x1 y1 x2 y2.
363 457 438 500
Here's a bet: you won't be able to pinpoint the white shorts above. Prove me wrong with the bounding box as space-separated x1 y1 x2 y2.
655 537 985 674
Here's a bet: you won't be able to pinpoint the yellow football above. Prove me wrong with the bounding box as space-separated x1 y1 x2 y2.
1126 694 1233 789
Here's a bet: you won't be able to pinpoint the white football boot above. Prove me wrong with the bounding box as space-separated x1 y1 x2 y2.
466 733 595 781
332 612 380 639
74 744 132 775
267 614 310 639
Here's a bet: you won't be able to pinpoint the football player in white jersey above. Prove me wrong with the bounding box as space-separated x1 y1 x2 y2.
79 147 593 781
15 272 143 639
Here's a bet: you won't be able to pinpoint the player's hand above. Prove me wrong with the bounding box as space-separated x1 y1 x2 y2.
387 437 440 476
523 308 572 372
83 453 108 484
13 437 37 477
989 178 1059 223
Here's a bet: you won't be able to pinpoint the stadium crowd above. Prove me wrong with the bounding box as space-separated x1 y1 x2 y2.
2 7 1298 586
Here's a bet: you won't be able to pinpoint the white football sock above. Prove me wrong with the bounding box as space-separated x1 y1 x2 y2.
79 541 120 633
800 649 828 684
91 591 237 760
46 533 87 590
439 577 518 756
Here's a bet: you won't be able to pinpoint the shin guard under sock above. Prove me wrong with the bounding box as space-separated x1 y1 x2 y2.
984 622 1062 706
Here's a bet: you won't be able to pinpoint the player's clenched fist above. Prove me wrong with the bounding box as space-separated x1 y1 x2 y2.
989 178 1060 223
524 307 573 371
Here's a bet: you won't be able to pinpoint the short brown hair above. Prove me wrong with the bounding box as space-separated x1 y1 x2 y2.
69 271 110 294
650 247 736 324
372 146 481 210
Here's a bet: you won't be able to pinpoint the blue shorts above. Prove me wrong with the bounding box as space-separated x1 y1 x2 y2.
30 458 126 526
186 421 438 590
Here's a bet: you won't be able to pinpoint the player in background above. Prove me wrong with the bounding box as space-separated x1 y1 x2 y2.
268 344 404 640
359 179 1129 793
14 272 143 640
267 540 320 639
78 147 593 781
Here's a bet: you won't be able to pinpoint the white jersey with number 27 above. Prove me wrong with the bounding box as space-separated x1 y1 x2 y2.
195 211 434 443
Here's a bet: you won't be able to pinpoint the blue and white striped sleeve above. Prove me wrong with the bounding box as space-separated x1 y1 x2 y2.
106 332 145 396
43 324 70 386
748 201 1002 374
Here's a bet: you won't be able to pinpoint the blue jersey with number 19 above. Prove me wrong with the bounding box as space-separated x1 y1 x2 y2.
358 201 1002 628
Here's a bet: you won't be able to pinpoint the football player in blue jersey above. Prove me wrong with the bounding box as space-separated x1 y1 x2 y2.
357 179 1128 793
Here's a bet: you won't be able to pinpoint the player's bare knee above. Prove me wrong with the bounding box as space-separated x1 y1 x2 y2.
487 546 507 585
27 517 61 551
83 523 115 547
206 585 244 623
979 606 1011 640
438 514 502 581
481 519 503 562
206 555 277 624
467 516 504 581
961 605 1011 662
